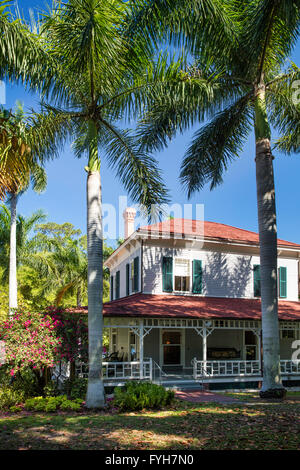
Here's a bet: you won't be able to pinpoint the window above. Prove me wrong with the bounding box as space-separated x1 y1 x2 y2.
115 271 120 299
278 267 287 298
133 256 139 292
129 257 139 293
174 259 190 292
162 256 173 292
126 264 130 296
129 332 137 360
281 330 295 340
192 260 202 294
110 275 114 301
111 329 117 353
253 265 261 297
244 330 257 360
162 331 181 365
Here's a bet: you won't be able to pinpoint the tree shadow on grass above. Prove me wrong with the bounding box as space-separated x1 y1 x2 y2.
0 401 299 450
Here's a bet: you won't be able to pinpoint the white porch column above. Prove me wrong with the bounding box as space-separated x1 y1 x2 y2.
139 320 144 379
202 326 207 373
258 331 262 374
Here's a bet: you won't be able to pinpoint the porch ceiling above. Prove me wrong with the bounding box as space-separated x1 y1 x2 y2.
64 294 300 321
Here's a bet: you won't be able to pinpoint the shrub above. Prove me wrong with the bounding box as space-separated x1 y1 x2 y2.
62 377 87 400
0 365 39 398
0 311 61 375
60 400 81 411
9 405 21 413
43 380 59 397
114 381 175 411
0 387 25 410
24 395 83 412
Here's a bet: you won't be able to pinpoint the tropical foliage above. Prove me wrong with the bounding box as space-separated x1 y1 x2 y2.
130 0 300 394
0 310 61 375
24 0 179 408
0 204 46 282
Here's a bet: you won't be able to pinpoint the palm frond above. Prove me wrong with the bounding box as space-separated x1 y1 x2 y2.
267 64 300 153
136 65 248 154
180 94 253 196
240 0 300 80
125 0 238 60
97 122 169 210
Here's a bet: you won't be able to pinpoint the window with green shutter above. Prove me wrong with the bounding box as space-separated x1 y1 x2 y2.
133 256 139 292
192 260 202 294
110 275 114 301
278 266 287 298
115 270 120 299
126 263 130 296
162 256 173 292
253 265 261 297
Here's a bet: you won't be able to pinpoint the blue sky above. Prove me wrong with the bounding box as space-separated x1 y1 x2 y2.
5 0 300 247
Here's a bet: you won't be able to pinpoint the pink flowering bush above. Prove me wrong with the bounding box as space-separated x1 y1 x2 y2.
0 311 61 376
45 307 88 364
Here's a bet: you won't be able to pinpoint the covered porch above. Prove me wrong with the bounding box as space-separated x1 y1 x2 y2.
94 316 300 386
72 294 300 387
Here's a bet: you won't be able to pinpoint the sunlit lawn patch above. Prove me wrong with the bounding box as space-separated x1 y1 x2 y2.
0 400 299 450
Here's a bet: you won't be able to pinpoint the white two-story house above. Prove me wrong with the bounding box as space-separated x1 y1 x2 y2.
101 209 300 389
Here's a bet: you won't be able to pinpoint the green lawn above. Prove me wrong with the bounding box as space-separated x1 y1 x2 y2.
0 399 299 450
221 390 300 401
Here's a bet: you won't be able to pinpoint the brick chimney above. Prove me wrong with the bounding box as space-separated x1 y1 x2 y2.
123 207 136 239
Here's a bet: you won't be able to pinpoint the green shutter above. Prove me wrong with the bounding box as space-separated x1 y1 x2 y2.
162 256 173 292
133 257 139 292
116 271 120 299
192 260 202 293
279 267 287 298
110 275 114 301
126 264 130 296
253 265 261 297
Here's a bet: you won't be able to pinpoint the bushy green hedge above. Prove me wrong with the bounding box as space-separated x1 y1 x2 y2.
114 381 174 411
0 366 40 398
62 377 87 400
0 387 25 410
24 395 83 412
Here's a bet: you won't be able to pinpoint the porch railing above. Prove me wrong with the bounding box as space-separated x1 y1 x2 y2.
280 360 300 375
192 359 261 379
192 358 300 379
76 359 153 381
102 359 152 381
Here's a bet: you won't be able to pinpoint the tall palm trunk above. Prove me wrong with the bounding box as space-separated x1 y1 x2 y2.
254 83 284 396
85 121 105 408
9 192 18 315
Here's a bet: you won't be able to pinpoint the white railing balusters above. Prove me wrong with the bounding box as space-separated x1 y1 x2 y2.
192 359 300 379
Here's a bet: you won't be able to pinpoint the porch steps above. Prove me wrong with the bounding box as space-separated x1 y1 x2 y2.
161 381 204 391
154 374 204 391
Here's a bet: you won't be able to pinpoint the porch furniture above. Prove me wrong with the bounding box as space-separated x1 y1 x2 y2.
207 347 241 359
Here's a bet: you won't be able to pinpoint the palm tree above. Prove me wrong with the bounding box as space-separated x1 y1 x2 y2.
0 104 47 314
0 205 46 284
27 232 88 307
28 0 174 408
0 0 66 200
132 0 300 397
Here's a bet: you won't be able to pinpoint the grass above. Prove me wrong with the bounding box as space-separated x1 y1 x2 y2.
221 390 300 401
0 398 299 450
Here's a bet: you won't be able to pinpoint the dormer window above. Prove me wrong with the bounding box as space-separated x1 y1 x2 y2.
174 259 190 292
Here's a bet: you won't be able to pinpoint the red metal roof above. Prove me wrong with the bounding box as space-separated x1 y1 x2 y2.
139 219 300 248
66 294 300 321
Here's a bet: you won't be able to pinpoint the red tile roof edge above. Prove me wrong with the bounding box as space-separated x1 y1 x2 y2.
138 219 300 248
63 294 300 321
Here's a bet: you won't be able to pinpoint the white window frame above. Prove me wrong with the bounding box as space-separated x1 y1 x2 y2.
173 258 192 294
160 329 185 366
